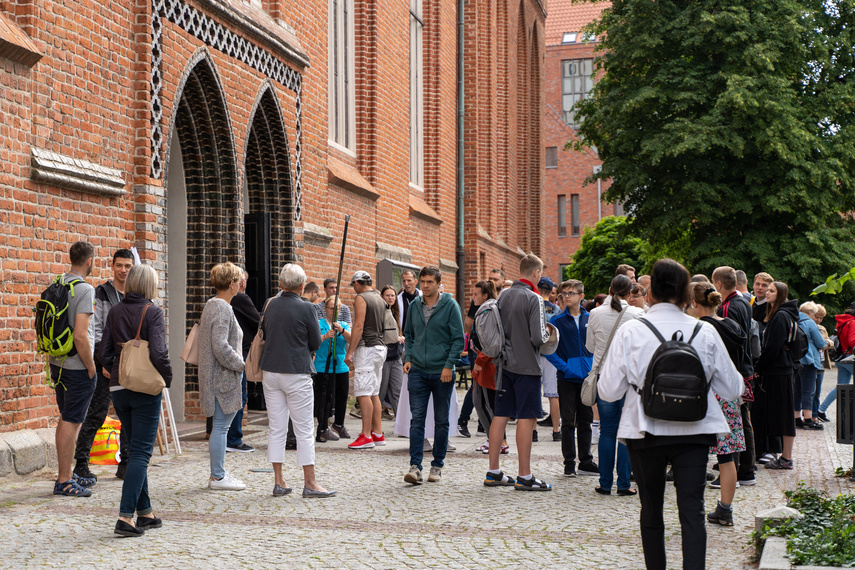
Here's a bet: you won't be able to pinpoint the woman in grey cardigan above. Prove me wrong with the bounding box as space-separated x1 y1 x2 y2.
198 262 246 491
261 263 335 497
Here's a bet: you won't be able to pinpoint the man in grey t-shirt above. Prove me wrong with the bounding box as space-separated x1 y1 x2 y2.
48 241 98 497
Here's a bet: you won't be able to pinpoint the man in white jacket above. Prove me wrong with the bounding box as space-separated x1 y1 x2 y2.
599 259 742 570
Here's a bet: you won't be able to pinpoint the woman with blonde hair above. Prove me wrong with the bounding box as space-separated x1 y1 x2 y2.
795 301 830 430
199 262 247 491
101 264 172 536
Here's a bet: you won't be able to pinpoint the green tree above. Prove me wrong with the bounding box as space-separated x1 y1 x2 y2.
565 216 646 295
572 0 855 302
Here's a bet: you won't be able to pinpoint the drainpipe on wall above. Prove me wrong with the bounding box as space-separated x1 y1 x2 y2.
594 165 602 220
455 0 466 308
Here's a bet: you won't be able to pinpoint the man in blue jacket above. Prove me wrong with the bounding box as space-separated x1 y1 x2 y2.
546 279 597 477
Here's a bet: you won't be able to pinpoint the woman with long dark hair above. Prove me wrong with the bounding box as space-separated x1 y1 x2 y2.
754 281 799 469
586 274 643 495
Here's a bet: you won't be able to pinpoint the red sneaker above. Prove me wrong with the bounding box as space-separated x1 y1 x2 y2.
348 433 376 449
371 432 386 446
500 444 510 454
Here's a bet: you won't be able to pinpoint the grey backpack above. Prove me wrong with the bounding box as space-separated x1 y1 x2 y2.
474 298 505 359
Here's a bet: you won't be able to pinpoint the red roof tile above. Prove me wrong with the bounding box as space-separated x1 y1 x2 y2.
0 13 42 67
545 1 611 46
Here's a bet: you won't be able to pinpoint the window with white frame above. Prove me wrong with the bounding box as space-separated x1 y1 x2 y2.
409 0 424 188
561 59 594 128
329 0 355 152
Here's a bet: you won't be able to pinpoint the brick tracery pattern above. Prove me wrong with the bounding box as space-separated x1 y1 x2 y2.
150 0 303 219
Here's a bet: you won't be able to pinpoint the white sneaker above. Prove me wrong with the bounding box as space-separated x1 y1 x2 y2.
591 424 600 444
208 473 246 491
447 442 456 451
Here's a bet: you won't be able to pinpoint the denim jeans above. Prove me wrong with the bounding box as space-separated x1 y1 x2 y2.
407 368 454 470
227 365 248 448
819 362 854 413
795 366 819 411
597 395 631 491
812 370 824 416
111 389 162 518
210 399 238 479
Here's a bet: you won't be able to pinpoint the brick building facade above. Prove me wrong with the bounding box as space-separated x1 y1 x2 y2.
542 1 614 281
0 0 545 431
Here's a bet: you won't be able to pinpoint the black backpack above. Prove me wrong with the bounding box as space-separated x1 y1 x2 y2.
633 319 710 422
829 322 852 362
786 317 809 365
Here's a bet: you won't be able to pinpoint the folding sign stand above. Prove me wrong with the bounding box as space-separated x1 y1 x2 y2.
157 388 182 455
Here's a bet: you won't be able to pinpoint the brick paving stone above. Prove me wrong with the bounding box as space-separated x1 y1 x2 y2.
1 378 851 569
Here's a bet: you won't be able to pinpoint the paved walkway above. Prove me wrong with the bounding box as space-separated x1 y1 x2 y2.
1 371 852 569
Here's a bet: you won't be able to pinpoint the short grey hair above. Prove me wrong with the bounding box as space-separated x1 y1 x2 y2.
126 264 158 300
279 263 307 290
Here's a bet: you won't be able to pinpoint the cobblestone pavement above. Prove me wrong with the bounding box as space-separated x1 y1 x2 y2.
1 372 852 569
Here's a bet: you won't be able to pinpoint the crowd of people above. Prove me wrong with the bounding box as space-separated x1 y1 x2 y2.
42 241 855 564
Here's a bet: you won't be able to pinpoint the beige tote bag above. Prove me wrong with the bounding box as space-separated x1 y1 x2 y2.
118 304 166 395
245 299 272 383
180 323 199 365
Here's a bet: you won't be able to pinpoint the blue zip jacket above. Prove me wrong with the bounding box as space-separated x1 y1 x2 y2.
798 312 826 370
545 307 592 382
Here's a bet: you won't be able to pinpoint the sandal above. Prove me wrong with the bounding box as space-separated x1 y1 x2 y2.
617 488 638 496
53 479 92 497
73 472 96 488
595 486 611 495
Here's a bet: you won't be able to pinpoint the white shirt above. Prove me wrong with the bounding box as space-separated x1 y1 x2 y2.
598 302 743 441
586 300 645 370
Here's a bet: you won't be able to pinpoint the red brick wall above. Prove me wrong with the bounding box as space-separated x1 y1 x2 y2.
541 40 614 282
0 0 546 429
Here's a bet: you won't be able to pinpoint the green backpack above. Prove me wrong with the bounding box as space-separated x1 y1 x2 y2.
34 274 84 387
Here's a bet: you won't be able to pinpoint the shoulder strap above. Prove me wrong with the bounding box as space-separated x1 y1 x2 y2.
598 307 628 366
135 304 152 342
638 318 667 344
687 321 703 344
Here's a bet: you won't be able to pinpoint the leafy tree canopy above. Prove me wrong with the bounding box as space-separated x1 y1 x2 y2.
572 0 855 305
565 216 646 294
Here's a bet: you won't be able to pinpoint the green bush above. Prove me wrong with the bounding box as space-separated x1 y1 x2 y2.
754 485 855 567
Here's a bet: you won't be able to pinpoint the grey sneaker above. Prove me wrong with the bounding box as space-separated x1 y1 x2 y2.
404 465 423 485
707 503 734 526
427 466 442 482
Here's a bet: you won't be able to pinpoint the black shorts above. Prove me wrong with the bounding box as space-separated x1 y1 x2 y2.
494 370 543 419
51 365 97 424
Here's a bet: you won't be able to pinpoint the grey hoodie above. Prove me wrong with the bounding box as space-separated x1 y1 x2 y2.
498 280 550 375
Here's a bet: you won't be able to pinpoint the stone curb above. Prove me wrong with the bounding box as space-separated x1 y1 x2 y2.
0 430 48 476
759 537 844 570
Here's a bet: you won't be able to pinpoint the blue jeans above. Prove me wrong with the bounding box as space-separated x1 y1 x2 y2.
407 368 454 470
795 366 818 411
111 389 162 518
227 370 248 448
597 395 631 491
812 370 824 416
819 362 854 413
210 399 238 479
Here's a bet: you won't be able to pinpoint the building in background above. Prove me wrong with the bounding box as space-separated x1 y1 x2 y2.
542 1 616 281
0 0 545 431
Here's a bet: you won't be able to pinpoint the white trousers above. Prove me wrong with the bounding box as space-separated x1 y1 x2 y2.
262 371 315 466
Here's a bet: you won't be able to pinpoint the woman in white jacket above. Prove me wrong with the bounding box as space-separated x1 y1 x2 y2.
598 259 743 570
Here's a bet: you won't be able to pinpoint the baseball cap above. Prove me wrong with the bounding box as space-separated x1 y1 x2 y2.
537 277 555 291
350 270 371 285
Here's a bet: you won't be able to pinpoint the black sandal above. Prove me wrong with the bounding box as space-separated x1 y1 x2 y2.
617 488 638 496
53 479 92 497
595 486 611 495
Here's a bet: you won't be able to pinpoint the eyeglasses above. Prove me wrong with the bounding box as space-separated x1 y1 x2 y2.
561 291 581 297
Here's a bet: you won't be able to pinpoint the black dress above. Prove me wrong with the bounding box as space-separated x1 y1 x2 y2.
753 301 799 440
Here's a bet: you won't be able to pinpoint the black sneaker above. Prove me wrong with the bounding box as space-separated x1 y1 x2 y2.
514 475 552 491
532 430 538 442
552 431 561 442
564 463 577 478
578 462 599 476
708 477 739 489
707 504 734 526
795 418 805 429
285 439 297 450
537 415 553 427
476 422 486 437
226 443 255 453
458 421 471 438
802 419 824 430
816 411 830 422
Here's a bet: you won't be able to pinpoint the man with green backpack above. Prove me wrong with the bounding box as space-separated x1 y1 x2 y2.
35 241 98 497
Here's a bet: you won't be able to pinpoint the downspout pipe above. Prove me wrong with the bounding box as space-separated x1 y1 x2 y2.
455 0 466 308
